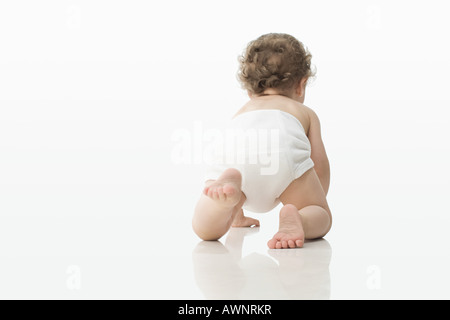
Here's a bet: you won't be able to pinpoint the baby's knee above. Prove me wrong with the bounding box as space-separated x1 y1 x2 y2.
193 226 223 241
198 233 221 241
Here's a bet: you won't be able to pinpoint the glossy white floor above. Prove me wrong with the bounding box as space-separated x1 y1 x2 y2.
1 177 450 299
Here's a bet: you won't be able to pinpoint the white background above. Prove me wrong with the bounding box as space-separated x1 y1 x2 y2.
1 0 450 299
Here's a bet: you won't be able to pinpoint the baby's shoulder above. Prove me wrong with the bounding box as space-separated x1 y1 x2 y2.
284 101 314 132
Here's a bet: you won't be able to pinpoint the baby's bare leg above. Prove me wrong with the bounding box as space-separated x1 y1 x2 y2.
192 168 246 241
268 168 332 249
297 204 331 239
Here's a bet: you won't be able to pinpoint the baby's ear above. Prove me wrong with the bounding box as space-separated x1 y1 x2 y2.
296 77 308 97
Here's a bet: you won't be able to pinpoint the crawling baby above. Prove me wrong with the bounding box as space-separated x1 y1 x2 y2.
192 33 332 249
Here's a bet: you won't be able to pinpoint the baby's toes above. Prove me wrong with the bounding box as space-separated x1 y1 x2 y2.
288 240 296 248
249 218 260 227
217 187 225 201
267 238 276 249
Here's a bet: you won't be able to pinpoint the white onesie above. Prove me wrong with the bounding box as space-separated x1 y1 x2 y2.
204 109 314 213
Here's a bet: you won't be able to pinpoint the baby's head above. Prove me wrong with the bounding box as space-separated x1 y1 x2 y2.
238 33 315 99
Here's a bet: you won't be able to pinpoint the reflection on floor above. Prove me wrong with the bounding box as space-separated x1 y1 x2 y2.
192 227 332 300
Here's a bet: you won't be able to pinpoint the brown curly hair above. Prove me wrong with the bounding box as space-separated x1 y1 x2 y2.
237 33 315 95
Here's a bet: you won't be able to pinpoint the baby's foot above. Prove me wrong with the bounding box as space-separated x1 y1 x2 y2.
267 204 305 249
203 168 242 208
231 209 260 228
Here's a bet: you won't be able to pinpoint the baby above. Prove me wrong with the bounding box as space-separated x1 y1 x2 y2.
192 33 332 249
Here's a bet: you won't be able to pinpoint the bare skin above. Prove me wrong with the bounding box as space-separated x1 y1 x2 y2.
267 204 305 249
192 168 247 241
193 78 332 248
268 167 331 249
231 209 260 228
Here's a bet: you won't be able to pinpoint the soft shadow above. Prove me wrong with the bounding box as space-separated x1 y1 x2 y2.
192 228 332 299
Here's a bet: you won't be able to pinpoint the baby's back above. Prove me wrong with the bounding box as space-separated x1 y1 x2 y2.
234 95 311 136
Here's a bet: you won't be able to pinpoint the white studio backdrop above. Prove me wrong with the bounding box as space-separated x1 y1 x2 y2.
0 0 450 298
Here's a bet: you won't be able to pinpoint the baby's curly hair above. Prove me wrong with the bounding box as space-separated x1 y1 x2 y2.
237 33 315 95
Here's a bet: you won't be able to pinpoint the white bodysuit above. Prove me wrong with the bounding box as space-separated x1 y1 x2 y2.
204 109 314 213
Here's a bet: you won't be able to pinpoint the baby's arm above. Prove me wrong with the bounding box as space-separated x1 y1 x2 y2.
306 108 330 195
